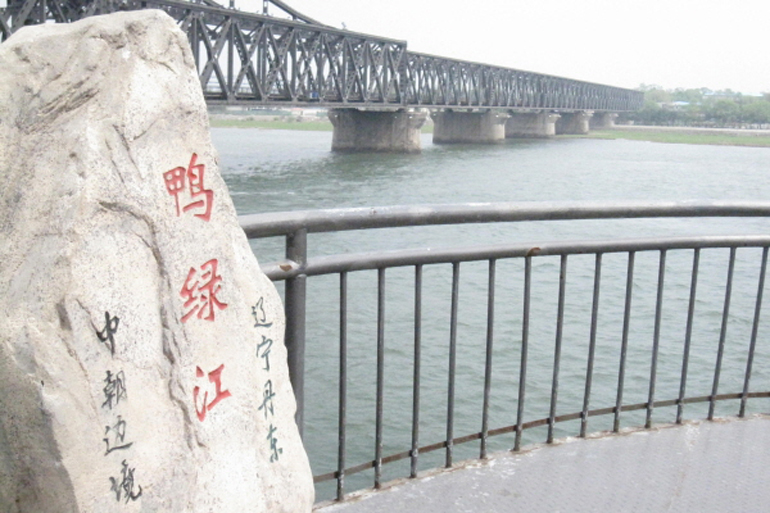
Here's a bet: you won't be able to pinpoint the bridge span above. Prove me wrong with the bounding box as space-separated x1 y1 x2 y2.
1 0 644 151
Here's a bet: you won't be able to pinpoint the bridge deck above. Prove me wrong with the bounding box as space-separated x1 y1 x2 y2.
315 415 770 512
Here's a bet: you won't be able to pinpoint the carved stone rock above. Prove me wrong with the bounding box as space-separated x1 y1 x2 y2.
0 10 313 512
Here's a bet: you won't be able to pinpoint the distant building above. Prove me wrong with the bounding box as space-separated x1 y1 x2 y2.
667 101 691 111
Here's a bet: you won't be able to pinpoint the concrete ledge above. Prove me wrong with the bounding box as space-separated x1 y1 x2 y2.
317 415 770 513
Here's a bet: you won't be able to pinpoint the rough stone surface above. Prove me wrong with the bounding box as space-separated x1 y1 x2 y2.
432 110 509 144
505 111 560 138
0 11 313 512
328 108 427 153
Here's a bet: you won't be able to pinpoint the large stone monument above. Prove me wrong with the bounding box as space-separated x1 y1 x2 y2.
0 10 313 512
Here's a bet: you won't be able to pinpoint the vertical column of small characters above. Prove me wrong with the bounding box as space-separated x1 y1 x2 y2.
96 312 143 504
253 297 283 462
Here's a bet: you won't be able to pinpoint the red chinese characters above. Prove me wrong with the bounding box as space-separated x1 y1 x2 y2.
180 259 228 323
193 364 232 422
163 153 213 222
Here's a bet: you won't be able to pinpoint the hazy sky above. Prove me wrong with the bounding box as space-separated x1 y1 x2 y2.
240 0 770 95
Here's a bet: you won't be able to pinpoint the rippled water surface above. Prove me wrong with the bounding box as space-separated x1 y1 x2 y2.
211 128 770 500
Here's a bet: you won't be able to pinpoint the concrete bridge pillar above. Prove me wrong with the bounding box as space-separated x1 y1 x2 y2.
432 110 510 144
555 110 594 135
328 108 428 153
590 112 619 129
505 111 561 138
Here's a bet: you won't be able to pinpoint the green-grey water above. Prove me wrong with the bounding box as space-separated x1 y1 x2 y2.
212 129 770 501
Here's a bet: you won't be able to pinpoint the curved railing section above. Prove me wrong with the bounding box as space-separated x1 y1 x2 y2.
241 201 770 502
1 0 644 110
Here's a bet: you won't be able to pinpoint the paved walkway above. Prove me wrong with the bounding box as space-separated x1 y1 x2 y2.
315 415 770 513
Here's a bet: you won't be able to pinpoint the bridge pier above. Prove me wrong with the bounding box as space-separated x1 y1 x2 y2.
432 110 509 144
590 112 618 129
328 108 428 153
505 111 561 138
555 110 594 135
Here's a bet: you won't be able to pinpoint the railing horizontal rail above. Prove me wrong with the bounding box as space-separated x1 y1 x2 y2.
262 235 770 280
240 201 770 238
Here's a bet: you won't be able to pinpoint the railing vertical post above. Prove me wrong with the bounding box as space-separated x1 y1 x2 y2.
480 259 496 459
740 246 768 417
581 253 602 438
677 249 700 424
646 250 666 429
548 255 568 444
410 265 423 478
285 228 308 437
375 268 386 489
709 247 736 420
336 272 348 501
614 251 635 433
514 256 532 452
445 262 460 468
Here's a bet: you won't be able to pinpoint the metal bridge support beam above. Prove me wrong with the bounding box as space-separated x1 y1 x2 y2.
328 108 428 153
590 112 619 130
555 110 594 135
432 110 509 144
505 111 561 138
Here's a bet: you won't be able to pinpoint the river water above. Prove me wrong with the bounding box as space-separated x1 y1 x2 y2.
211 128 770 500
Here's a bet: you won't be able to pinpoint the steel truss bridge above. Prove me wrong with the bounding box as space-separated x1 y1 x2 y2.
0 0 644 112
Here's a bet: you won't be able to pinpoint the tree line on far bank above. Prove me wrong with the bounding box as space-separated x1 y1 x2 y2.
624 85 770 128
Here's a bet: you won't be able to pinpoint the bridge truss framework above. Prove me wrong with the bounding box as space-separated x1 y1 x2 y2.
0 0 644 112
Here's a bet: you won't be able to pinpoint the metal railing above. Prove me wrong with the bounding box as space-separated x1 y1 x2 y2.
239 201 770 502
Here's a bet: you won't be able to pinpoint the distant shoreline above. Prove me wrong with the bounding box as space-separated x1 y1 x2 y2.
613 124 770 137
586 125 770 147
208 115 770 148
